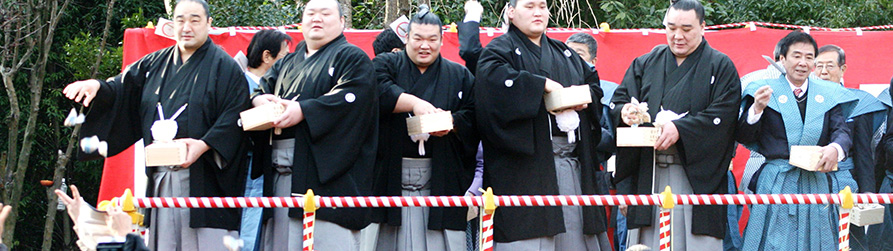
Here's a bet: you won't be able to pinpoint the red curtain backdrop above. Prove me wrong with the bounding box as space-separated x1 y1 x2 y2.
103 27 893 232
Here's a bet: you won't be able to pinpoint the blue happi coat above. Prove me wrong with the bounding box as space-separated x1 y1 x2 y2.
738 76 856 250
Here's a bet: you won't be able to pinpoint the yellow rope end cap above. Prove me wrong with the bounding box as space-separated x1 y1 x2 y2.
483 187 497 214
304 189 318 212
660 186 675 209
839 186 854 209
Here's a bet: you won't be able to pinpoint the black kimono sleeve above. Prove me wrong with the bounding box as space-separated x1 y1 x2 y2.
298 47 378 184
373 54 406 113
200 59 250 168
610 56 645 128
672 57 741 165
452 69 476 136
475 41 548 155
877 106 893 189
850 113 878 192
458 21 482 75
79 51 162 159
827 106 853 155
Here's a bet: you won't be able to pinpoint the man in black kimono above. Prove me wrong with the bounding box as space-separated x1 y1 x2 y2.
250 0 378 250
371 7 477 250
63 0 249 250
611 0 740 249
474 0 608 249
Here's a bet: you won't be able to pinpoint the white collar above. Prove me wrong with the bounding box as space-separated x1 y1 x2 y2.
246 71 261 84
787 77 808 97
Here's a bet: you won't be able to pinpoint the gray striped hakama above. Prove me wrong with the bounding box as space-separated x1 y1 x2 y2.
148 166 237 251
627 148 722 251
259 139 361 251
495 137 611 251
376 158 466 251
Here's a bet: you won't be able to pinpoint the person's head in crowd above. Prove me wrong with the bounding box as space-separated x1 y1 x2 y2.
373 28 404 55
507 0 550 40
301 0 345 49
663 0 705 60
247 30 292 72
565 32 599 68
406 5 443 72
777 31 818 86
173 0 213 53
814 44 847 84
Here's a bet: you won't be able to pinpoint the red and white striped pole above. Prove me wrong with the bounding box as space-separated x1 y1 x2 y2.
480 188 496 251
658 208 671 251
838 186 854 251
658 186 674 251
303 189 318 251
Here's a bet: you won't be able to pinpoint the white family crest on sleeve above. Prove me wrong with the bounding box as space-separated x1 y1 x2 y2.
345 93 356 103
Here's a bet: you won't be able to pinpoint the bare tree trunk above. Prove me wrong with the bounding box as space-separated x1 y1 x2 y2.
41 151 68 251
339 0 352 28
386 0 399 26
41 0 101 248
398 0 410 18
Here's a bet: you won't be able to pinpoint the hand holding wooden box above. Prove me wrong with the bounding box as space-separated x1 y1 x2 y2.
145 141 187 167
240 103 285 131
616 127 660 147
789 145 838 171
406 111 453 135
544 85 592 112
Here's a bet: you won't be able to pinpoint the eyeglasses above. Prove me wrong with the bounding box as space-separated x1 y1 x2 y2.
815 64 838 71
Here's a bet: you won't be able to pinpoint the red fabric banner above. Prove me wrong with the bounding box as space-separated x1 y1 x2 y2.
104 28 893 234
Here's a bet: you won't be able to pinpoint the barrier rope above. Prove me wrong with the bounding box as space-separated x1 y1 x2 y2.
132 193 893 208
204 22 893 32
702 22 893 31
119 187 888 251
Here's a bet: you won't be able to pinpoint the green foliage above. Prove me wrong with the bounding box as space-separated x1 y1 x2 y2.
600 0 667 28
63 32 124 80
210 0 303 27
121 8 152 29
351 0 385 29
600 0 893 29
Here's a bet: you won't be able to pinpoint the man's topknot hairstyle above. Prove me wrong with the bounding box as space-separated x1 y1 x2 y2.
668 0 705 24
